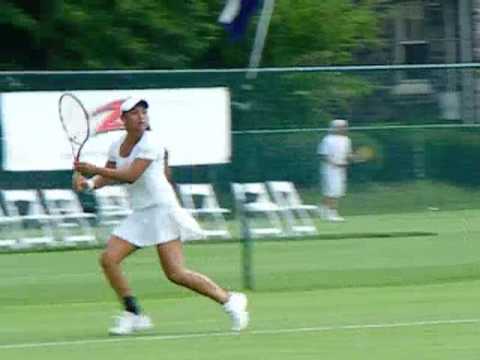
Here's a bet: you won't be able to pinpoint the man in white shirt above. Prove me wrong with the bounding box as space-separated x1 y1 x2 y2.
317 119 353 222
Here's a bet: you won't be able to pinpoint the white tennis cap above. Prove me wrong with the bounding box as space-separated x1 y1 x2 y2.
330 119 348 129
121 97 149 113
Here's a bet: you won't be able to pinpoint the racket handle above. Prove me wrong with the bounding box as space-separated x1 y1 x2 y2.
72 170 91 192
72 170 81 180
72 170 80 190
72 172 95 193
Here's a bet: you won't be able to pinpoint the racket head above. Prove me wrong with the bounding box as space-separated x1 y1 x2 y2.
58 93 90 161
355 145 375 162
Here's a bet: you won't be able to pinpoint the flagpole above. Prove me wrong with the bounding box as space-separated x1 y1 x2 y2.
246 0 275 80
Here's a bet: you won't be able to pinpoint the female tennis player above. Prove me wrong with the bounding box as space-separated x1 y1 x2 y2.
73 97 248 335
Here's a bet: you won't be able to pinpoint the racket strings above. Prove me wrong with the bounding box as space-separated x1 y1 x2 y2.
60 96 89 147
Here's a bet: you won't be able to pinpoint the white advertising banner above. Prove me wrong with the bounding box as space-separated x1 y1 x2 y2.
1 88 231 171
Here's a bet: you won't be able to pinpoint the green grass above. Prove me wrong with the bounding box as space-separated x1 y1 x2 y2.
301 180 480 215
2 208 480 359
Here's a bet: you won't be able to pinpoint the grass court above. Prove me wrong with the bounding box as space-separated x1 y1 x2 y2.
2 207 480 359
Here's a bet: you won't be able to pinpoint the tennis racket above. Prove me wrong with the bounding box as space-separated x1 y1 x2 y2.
58 93 91 164
354 145 376 162
58 92 92 188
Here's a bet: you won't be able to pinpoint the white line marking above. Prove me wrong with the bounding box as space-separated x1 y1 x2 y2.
1 318 479 350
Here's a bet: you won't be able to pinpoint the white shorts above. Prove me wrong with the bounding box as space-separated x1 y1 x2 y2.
113 205 205 248
322 167 346 198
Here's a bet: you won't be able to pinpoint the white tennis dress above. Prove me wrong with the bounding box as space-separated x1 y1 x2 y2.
108 131 204 247
317 134 352 198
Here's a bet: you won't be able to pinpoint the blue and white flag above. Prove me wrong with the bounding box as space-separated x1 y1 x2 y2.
218 0 261 40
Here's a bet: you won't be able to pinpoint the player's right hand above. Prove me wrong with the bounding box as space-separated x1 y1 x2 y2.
72 172 88 192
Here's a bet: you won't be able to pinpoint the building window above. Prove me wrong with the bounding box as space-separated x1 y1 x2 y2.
392 1 433 94
402 40 429 64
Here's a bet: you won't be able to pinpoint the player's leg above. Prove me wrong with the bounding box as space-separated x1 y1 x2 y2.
328 170 345 221
99 235 137 300
157 239 249 330
100 236 152 335
323 168 345 221
323 195 336 211
321 169 336 218
156 239 228 303
320 170 331 218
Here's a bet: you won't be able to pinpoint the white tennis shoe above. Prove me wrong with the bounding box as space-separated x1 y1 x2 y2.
109 311 153 335
325 209 345 222
223 292 249 331
330 216 345 222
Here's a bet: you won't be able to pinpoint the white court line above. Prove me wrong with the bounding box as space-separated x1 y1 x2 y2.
1 318 479 350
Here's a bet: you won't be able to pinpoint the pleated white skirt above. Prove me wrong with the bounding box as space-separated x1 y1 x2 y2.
113 205 205 247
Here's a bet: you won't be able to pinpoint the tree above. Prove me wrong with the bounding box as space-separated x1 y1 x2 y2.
268 0 380 66
221 0 382 129
0 0 380 70
0 0 222 70
216 0 381 68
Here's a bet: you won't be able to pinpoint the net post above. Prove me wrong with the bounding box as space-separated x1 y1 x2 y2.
238 201 255 290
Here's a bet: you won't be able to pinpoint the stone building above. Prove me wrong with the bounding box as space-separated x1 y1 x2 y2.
380 0 480 122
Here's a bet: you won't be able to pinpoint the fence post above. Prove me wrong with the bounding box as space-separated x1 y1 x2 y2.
238 202 255 290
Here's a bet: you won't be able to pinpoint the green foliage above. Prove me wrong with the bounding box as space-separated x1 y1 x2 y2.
0 0 221 69
0 0 382 130
291 72 377 125
268 0 380 66
425 129 480 186
0 0 381 70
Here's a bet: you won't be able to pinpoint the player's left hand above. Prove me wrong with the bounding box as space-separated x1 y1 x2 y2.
74 161 98 176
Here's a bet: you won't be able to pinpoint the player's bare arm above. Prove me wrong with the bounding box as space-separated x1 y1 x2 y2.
90 161 119 188
72 161 117 192
75 158 152 184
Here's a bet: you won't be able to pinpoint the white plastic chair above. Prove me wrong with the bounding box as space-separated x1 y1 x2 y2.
178 183 231 239
1 189 56 248
0 203 20 249
267 181 318 236
41 189 97 246
93 185 132 227
231 182 284 238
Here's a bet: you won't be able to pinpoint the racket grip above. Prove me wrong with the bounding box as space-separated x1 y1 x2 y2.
72 170 80 191
72 171 95 193
72 170 82 182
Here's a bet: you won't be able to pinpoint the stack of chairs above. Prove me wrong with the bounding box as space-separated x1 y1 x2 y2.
0 189 97 250
266 181 318 236
0 200 22 250
177 183 231 239
1 189 56 249
231 181 319 238
41 189 97 246
0 180 318 251
92 185 132 228
231 182 285 238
